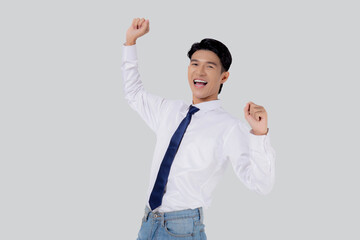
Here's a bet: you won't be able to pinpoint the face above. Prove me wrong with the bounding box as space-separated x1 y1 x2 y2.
188 50 229 104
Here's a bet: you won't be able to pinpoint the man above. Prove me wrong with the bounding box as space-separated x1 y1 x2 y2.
122 18 275 240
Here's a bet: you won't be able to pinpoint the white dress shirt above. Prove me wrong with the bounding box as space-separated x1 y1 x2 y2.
121 45 276 212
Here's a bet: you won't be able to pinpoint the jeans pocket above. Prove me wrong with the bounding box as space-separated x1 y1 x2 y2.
164 217 194 237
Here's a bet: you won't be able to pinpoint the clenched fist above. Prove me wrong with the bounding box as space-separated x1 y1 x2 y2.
125 18 150 46
244 101 269 135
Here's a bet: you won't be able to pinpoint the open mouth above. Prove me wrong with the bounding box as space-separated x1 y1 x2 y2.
193 79 208 87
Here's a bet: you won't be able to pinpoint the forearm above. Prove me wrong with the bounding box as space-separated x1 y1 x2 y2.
121 44 144 104
246 135 276 195
226 121 276 195
232 151 275 195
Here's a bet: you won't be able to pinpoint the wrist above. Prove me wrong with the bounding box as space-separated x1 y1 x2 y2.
125 39 137 46
251 128 269 135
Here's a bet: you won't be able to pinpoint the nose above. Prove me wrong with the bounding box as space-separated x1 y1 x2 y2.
196 65 206 76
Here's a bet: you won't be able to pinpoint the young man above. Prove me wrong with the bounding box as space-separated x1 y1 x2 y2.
122 18 275 240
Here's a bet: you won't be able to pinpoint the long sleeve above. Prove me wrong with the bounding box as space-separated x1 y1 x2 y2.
223 120 276 195
121 45 167 133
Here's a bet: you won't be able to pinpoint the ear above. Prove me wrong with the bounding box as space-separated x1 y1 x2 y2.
221 71 230 84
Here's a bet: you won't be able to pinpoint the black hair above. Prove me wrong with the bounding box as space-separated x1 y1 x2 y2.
187 38 232 94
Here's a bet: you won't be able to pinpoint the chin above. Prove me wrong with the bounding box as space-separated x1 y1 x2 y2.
193 93 209 101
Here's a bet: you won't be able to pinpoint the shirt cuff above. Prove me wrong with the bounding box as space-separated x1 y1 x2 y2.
122 44 138 61
249 128 271 153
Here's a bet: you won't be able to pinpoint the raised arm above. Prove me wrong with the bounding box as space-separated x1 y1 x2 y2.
121 18 167 133
223 119 275 195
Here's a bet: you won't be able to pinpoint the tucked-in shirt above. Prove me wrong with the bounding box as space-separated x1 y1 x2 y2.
121 44 276 212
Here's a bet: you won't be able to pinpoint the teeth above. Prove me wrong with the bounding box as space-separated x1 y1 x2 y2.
194 79 207 83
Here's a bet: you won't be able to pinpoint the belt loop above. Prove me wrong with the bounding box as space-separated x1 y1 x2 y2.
198 207 204 224
161 213 165 227
144 206 151 221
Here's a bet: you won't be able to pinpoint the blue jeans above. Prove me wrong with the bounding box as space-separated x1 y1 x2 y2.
136 206 207 240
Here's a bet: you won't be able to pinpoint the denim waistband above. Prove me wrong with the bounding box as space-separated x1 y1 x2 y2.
143 205 204 224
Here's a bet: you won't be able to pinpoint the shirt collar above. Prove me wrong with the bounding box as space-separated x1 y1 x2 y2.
188 99 222 114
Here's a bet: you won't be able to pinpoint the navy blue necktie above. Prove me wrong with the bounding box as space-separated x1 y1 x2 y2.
149 105 199 210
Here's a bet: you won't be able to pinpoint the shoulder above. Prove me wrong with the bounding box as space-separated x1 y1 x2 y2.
165 99 188 111
158 98 190 117
217 108 250 136
216 107 240 125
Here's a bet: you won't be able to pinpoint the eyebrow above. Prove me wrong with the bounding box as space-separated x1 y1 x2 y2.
190 59 218 66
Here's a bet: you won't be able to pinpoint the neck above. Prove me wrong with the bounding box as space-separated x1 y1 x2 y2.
192 95 219 105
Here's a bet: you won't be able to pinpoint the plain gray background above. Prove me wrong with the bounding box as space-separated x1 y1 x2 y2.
1 0 359 239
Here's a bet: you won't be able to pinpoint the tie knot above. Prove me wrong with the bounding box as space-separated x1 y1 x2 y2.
188 105 200 115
